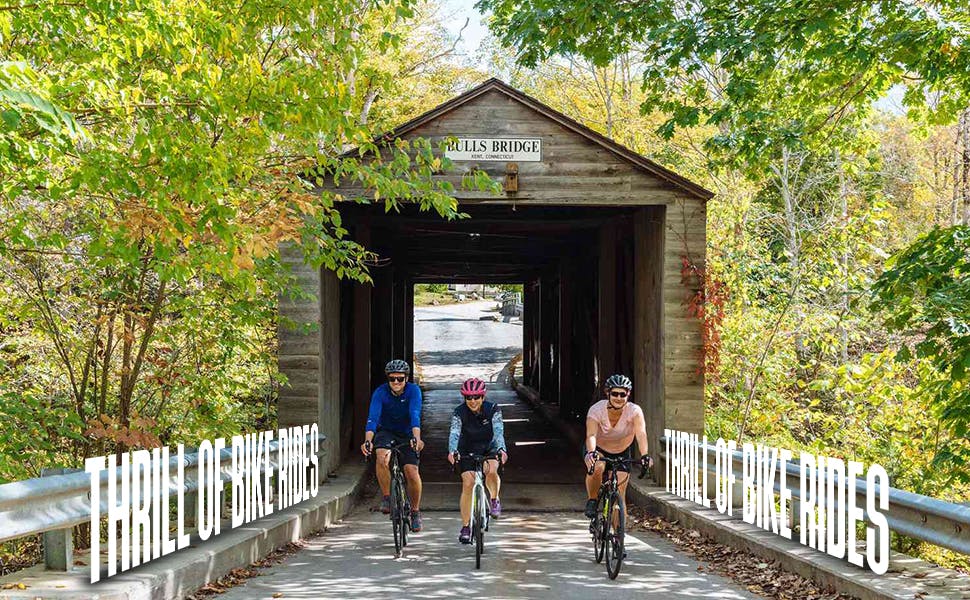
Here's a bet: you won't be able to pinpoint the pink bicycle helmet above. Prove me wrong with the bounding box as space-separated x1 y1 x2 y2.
460 378 487 397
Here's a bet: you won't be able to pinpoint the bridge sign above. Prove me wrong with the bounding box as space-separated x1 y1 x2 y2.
444 137 542 162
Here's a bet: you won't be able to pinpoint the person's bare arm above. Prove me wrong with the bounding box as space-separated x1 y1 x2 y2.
585 417 599 454
584 418 599 470
635 410 651 467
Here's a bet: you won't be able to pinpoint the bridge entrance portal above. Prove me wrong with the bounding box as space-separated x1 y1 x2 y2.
277 79 710 483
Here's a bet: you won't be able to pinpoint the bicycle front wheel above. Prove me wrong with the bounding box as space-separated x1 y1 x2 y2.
604 492 625 579
391 476 405 556
401 480 411 547
473 511 484 569
592 497 606 563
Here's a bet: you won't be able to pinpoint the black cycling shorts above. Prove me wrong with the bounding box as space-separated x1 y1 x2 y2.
583 444 633 473
373 430 419 466
458 443 500 474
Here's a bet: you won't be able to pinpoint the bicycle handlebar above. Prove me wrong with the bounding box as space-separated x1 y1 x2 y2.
589 457 634 475
451 451 504 474
585 452 652 478
363 437 420 463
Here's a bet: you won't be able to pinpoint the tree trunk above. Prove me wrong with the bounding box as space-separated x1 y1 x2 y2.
836 149 849 364
778 146 806 362
953 111 967 225
961 109 970 224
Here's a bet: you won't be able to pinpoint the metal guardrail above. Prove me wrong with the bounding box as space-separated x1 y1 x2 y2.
659 435 970 556
0 434 325 570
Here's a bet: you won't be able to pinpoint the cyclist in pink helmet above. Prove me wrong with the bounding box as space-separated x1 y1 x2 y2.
447 377 508 544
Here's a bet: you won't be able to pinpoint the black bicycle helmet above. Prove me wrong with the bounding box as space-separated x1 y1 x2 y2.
604 373 632 391
384 359 410 375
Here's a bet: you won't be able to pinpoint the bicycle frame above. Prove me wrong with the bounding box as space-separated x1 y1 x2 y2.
469 455 491 531
370 438 415 557
587 454 634 579
459 452 499 569
597 457 630 516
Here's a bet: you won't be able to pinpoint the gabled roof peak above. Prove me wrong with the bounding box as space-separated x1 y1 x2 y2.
364 77 714 200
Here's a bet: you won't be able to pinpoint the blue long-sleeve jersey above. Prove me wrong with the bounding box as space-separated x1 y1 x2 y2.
365 382 422 436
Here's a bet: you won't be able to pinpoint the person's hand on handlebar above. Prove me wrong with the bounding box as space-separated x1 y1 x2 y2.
584 450 599 472
448 451 460 465
411 437 425 452
638 455 654 478
498 449 508 465
361 440 373 457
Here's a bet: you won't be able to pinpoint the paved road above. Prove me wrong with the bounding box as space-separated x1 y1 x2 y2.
215 504 759 600
414 300 521 385
214 302 760 599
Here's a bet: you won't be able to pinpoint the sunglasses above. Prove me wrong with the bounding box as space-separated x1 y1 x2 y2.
609 391 628 398
465 395 484 401
388 376 406 383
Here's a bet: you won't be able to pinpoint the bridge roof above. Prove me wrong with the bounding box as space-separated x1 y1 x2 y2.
348 77 714 201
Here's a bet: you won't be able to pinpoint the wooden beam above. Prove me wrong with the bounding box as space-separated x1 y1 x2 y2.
634 207 665 478
371 267 394 387
410 275 534 283
519 281 539 388
392 273 408 360
538 274 558 404
598 221 618 385
351 224 372 449
319 268 341 476
404 281 414 379
558 261 574 418
339 202 637 226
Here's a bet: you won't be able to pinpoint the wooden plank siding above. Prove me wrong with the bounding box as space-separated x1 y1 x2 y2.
277 243 320 439
277 244 343 481
322 89 697 206
661 196 707 439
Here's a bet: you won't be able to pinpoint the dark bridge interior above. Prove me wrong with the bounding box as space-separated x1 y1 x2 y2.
337 203 649 460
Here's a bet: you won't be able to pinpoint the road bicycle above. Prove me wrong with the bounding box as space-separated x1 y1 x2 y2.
367 438 416 557
453 451 501 569
587 454 649 579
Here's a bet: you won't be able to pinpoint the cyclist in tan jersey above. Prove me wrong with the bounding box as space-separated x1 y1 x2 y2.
582 374 652 520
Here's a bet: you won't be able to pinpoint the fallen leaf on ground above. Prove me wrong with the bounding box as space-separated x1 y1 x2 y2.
1 583 27 590
630 505 857 600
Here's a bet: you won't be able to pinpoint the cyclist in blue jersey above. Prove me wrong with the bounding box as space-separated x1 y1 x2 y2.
360 359 425 532
447 377 508 544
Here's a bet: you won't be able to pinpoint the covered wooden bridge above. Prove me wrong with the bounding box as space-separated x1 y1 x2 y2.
277 78 711 479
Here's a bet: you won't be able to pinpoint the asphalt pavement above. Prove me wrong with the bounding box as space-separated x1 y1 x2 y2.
214 505 760 600
213 300 760 599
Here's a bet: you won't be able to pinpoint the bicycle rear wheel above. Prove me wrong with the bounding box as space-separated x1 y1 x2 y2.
604 492 625 579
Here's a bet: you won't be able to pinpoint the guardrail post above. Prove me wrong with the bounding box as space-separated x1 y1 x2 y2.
222 480 231 520
185 446 198 530
731 460 744 512
41 467 77 571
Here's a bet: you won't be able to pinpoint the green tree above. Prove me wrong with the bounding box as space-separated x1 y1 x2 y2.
872 226 970 479
0 0 495 471
480 0 970 166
